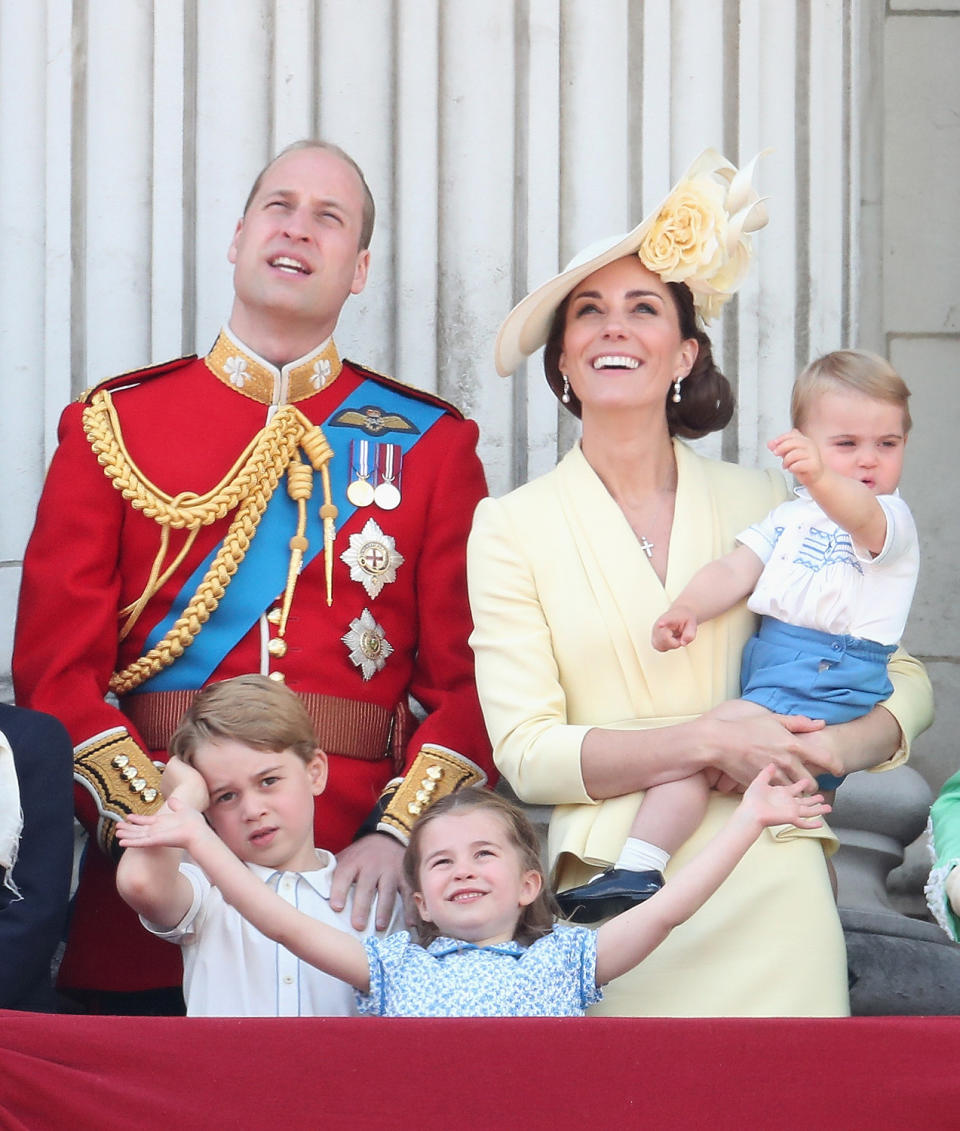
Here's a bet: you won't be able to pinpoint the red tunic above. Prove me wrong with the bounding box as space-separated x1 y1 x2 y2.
14 332 493 993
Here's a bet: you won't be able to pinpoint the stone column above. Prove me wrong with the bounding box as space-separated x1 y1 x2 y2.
833 765 960 1015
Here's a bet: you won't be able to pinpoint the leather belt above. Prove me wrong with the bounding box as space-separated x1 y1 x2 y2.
120 689 414 767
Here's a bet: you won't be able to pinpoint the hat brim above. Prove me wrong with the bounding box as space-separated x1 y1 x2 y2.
494 147 740 377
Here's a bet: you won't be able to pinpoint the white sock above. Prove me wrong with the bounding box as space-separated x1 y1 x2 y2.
612 837 670 874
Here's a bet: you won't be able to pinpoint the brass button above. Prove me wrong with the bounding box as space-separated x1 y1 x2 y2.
425 766 443 781
130 778 147 793
268 671 286 684
267 608 283 626
268 638 288 657
141 788 159 804
112 754 130 769
121 766 138 781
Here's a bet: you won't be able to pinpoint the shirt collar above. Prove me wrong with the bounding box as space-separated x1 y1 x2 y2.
249 847 338 898
793 484 901 501
204 325 343 405
426 935 527 959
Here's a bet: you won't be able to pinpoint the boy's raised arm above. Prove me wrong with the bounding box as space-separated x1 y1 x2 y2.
651 545 764 651
770 430 887 555
116 756 209 928
115 811 196 930
117 798 372 992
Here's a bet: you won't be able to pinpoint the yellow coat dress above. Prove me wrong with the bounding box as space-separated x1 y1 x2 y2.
467 440 932 1016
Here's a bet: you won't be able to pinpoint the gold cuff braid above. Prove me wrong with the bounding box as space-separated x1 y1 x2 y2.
378 745 487 843
74 730 164 857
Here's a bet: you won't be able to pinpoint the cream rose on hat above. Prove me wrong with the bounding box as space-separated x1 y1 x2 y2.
639 177 727 285
494 148 769 377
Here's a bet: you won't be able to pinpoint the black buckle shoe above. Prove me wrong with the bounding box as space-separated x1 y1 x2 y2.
555 868 665 923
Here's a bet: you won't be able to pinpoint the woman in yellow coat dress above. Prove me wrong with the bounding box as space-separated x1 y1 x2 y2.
467 151 933 1016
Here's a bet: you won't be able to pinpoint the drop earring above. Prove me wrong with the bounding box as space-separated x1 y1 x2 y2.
561 375 571 404
672 378 682 404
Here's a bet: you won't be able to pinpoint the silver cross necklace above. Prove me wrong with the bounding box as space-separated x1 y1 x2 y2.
634 482 676 559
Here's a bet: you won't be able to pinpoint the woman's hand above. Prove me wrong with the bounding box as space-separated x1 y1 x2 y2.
702 704 840 790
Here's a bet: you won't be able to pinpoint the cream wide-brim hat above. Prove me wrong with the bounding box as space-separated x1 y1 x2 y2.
494 148 769 378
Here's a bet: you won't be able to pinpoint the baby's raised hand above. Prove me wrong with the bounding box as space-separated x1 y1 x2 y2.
769 429 824 488
739 763 831 829
651 605 698 651
117 794 211 853
161 755 210 811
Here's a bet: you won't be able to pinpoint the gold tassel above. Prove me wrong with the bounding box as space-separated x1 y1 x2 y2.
299 415 338 606
278 457 313 636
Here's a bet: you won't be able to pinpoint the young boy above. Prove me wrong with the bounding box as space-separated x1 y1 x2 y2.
116 674 402 1016
557 349 919 922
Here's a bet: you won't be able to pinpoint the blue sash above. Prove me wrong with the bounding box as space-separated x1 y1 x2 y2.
135 380 445 691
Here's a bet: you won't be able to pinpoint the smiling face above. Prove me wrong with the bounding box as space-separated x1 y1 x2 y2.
799 387 907 495
227 146 370 351
412 810 542 947
558 256 698 419
193 739 327 873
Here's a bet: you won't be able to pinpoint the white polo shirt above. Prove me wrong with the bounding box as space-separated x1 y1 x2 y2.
143 848 402 1017
739 489 918 645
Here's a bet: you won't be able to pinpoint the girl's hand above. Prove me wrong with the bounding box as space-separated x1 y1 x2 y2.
739 763 831 829
117 794 211 853
769 429 824 489
651 605 698 651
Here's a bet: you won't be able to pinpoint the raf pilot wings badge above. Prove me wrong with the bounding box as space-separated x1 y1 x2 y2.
330 405 421 437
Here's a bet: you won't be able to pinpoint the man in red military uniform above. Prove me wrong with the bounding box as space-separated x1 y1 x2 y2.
14 141 493 1012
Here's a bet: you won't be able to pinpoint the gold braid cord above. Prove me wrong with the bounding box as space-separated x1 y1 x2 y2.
83 392 334 695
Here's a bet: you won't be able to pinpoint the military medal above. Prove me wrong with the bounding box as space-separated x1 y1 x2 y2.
342 608 394 680
374 443 402 510
340 518 405 599
346 439 375 507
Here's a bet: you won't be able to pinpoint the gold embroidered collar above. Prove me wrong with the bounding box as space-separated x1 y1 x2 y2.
205 326 343 405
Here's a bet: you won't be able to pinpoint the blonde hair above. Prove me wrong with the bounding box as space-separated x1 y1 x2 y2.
403 789 558 947
791 349 912 434
168 675 319 766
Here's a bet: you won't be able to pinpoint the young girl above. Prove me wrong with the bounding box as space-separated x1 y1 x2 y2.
557 349 918 923
117 765 828 1017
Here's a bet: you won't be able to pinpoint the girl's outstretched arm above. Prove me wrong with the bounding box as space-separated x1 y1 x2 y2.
593 767 830 985
117 798 372 992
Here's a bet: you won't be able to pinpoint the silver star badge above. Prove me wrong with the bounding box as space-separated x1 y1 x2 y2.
340 518 405 599
342 608 394 680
